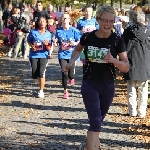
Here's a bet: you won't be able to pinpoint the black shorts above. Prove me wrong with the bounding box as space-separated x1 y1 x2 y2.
29 58 48 79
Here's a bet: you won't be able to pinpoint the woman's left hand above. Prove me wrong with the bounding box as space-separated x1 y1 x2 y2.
104 49 115 63
43 40 50 46
69 41 76 46
62 62 73 73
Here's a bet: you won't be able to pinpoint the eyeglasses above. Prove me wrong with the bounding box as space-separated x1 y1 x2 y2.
99 18 114 24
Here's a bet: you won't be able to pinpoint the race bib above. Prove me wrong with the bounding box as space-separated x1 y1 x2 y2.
84 25 96 33
87 46 108 63
62 42 72 50
35 42 43 50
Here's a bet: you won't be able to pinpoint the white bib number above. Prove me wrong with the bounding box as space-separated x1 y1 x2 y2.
35 42 43 50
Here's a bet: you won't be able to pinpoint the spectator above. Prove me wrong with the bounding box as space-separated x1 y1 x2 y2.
122 11 150 118
142 4 150 29
2 4 12 28
33 1 50 28
13 4 32 59
56 6 63 18
47 4 58 24
7 7 20 57
64 2 71 12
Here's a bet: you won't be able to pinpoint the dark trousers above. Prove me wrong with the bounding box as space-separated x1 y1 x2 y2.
59 59 75 90
29 58 48 79
81 80 115 132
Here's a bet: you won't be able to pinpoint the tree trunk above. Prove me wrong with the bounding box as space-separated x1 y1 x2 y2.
120 0 122 9
1 0 5 11
102 0 105 6
142 0 148 5
132 0 136 4
111 0 113 6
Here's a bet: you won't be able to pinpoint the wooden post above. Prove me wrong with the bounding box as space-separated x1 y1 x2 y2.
0 4 3 33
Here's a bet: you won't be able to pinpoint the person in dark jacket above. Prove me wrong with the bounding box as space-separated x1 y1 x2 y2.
122 10 150 118
13 5 33 59
7 7 20 57
19 0 25 11
33 1 50 28
2 4 12 27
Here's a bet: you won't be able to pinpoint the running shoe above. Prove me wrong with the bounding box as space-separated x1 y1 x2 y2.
7 52 12 57
138 113 146 118
69 79 74 85
79 143 101 150
63 92 69 99
127 111 137 117
38 91 44 98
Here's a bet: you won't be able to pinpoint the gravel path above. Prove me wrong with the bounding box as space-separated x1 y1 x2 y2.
0 54 149 150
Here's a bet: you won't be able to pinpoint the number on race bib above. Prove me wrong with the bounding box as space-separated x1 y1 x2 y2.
35 42 43 50
84 25 96 33
87 46 108 63
61 41 72 50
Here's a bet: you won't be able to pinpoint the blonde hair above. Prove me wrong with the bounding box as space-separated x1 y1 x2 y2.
69 9 83 22
57 10 83 28
57 12 70 28
96 6 116 20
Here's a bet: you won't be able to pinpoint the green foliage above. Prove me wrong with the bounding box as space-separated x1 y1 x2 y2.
17 0 142 8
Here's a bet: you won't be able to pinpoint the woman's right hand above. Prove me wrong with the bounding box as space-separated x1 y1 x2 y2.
31 44 37 51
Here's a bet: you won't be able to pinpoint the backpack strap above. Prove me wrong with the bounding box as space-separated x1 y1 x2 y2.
115 33 121 47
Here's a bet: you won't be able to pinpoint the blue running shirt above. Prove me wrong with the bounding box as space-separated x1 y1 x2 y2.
55 26 81 59
27 29 52 58
77 17 99 34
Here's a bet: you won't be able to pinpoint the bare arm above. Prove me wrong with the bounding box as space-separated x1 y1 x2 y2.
63 43 84 72
104 51 129 73
27 41 37 51
27 41 33 47
113 52 129 73
69 43 84 65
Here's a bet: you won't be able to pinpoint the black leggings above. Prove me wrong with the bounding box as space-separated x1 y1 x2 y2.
59 59 75 90
29 58 48 79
